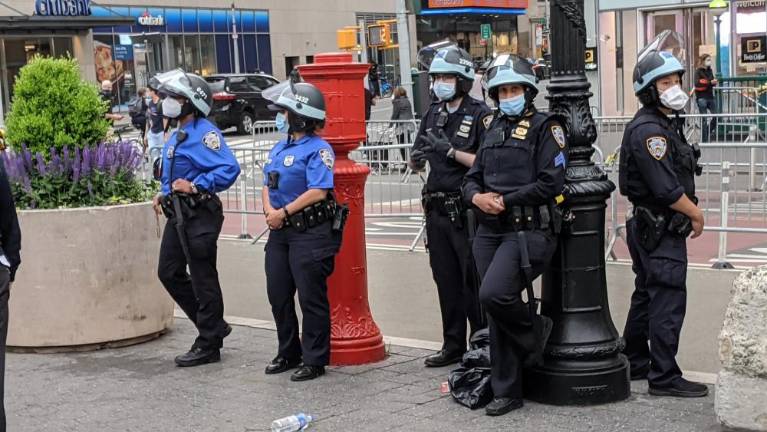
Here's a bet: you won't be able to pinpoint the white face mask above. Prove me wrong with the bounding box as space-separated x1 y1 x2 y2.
162 97 182 119
659 84 689 111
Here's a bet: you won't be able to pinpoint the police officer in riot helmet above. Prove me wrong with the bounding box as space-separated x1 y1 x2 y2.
619 30 707 397
152 69 241 367
260 76 345 382
410 44 492 368
463 54 566 416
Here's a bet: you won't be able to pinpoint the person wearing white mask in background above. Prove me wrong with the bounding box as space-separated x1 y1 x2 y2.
618 30 707 398
693 54 718 142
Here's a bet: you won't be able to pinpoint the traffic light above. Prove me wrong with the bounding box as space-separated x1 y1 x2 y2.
337 27 358 50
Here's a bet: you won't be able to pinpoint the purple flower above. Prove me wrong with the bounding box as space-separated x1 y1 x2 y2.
35 153 47 176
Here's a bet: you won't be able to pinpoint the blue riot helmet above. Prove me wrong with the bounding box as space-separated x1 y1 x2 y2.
418 42 475 99
483 54 538 104
155 69 213 117
633 30 686 105
263 75 326 133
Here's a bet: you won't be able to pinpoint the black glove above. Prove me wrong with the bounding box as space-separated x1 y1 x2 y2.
422 130 453 156
410 148 428 170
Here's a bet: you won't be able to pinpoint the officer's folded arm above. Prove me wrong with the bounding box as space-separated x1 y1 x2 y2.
463 159 504 215
669 194 705 238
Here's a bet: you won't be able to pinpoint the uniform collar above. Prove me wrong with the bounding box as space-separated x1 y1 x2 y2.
285 134 313 148
440 96 471 115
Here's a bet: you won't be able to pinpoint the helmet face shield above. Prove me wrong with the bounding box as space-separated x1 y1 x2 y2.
155 69 212 116
418 41 475 81
263 80 326 121
633 30 687 94
484 54 537 92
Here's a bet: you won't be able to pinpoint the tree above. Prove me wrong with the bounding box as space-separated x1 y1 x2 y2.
5 55 110 154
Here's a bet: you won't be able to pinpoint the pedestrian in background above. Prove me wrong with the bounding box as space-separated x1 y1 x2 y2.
0 156 21 432
694 54 718 142
145 78 166 164
390 86 415 164
129 87 148 143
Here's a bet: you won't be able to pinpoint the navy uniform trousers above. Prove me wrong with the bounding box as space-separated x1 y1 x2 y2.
265 221 338 367
624 217 687 387
426 209 484 355
158 200 229 351
473 227 556 398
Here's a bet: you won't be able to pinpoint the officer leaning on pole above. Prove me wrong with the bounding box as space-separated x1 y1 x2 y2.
618 30 707 398
463 54 566 416
259 76 347 382
409 44 493 368
151 69 241 367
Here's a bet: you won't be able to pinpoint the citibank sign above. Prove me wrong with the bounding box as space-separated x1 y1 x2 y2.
35 0 91 16
138 12 164 26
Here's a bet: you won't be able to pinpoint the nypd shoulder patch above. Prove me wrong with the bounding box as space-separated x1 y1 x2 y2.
203 131 221 151
319 149 334 170
551 125 566 149
646 136 667 160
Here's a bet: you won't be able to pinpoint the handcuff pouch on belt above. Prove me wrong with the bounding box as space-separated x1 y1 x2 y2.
285 198 348 233
422 191 464 229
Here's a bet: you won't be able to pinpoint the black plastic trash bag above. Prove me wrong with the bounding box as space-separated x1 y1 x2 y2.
448 365 492 409
448 327 492 409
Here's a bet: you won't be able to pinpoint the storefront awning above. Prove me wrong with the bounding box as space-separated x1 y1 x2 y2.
0 15 134 33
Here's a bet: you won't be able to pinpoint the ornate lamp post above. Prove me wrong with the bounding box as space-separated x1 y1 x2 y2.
523 0 631 405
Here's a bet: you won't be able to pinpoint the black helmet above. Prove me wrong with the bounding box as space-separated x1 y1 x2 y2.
484 54 539 103
632 30 686 105
155 69 213 116
264 78 326 132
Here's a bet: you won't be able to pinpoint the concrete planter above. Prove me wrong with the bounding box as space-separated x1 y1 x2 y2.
8 202 174 350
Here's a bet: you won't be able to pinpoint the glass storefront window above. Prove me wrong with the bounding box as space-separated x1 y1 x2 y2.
200 35 217 77
184 35 202 74
168 35 184 70
91 7 271 78
53 37 74 57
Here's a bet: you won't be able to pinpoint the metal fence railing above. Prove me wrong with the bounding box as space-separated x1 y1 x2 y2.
221 114 767 265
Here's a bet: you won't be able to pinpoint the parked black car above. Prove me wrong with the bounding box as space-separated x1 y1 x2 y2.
204 73 279 134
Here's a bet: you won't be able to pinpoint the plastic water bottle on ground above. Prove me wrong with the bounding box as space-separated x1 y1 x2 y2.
271 413 313 432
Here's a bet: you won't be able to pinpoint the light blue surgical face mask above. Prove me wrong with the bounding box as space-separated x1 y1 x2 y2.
433 81 456 101
275 112 289 134
498 94 526 117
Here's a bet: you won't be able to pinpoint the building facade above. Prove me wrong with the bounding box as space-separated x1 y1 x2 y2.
0 0 404 120
597 0 767 115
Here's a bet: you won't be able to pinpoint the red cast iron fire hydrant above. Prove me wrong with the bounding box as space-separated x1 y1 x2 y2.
298 53 386 365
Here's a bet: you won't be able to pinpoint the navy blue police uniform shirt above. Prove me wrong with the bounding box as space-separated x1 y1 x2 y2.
413 97 492 192
263 135 335 209
161 118 241 195
619 107 694 207
464 111 567 208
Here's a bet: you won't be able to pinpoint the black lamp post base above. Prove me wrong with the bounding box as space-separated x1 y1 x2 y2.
524 354 630 405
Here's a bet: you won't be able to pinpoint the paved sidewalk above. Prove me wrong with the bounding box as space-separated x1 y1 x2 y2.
7 319 720 432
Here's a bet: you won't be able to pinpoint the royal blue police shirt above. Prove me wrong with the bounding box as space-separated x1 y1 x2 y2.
263 134 335 209
161 118 241 195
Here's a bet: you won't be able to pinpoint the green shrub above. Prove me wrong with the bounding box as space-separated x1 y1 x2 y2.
5 55 110 154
